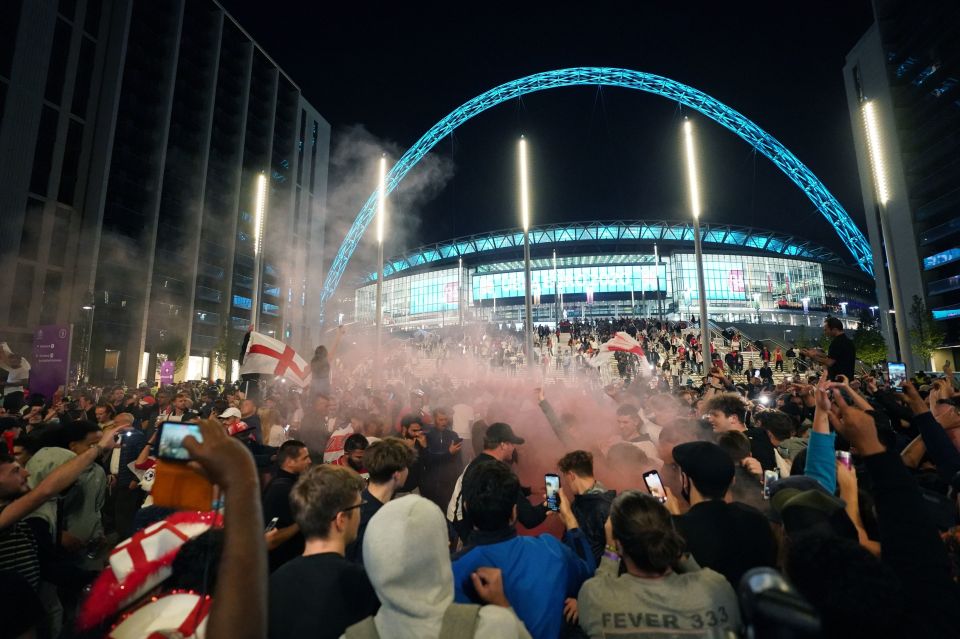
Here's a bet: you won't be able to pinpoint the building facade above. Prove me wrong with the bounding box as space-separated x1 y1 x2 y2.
844 0 960 370
353 221 876 329
0 0 330 385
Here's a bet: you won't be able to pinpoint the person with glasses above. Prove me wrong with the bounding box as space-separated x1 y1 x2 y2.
268 464 379 639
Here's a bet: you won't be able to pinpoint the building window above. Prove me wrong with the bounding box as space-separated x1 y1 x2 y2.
9 263 35 326
20 198 45 261
30 106 59 195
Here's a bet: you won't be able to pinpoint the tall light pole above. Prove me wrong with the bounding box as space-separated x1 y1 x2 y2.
654 242 664 324
553 249 560 325
80 290 95 384
375 155 386 387
684 119 712 362
519 137 534 364
458 256 464 327
863 100 910 366
251 172 268 331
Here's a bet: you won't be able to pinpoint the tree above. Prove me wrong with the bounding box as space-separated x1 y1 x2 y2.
853 326 887 367
157 335 187 374
909 295 945 370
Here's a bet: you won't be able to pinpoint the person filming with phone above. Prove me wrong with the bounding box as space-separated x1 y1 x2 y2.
451 461 594 639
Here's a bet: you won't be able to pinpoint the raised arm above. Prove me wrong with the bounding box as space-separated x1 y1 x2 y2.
183 420 266 639
0 427 127 530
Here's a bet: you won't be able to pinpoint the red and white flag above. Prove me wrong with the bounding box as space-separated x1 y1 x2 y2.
602 331 645 357
240 331 312 388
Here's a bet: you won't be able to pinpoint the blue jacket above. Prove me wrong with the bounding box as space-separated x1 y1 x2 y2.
452 527 595 639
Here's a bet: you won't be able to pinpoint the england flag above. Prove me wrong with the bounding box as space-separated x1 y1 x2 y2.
239 331 312 388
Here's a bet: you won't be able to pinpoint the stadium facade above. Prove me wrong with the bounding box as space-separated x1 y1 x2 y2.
354 221 877 329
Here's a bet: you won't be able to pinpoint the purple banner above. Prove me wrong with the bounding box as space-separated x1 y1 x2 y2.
31 324 72 401
160 360 175 385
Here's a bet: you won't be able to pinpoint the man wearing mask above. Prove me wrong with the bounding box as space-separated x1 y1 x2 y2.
398 415 427 494
420 407 462 511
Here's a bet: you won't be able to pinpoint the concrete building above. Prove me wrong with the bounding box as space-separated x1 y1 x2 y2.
0 0 330 385
844 0 960 370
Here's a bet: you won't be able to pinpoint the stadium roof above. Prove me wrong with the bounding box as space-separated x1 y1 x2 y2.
369 220 846 282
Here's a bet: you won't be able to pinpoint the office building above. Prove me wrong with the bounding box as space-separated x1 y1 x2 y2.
844 0 960 369
0 0 330 385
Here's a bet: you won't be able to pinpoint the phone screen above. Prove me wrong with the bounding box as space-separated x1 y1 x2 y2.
888 362 907 392
545 473 561 512
158 422 203 461
642 470 666 503
763 470 780 499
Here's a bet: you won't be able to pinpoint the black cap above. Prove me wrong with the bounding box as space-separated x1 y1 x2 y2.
673 441 735 491
485 422 525 445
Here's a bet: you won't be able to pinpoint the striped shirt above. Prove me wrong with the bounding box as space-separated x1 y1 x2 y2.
0 505 40 588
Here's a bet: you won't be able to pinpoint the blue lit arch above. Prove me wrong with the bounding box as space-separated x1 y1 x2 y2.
320 67 873 314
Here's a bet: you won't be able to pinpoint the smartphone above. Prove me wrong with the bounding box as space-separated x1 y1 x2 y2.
836 451 853 470
888 362 907 392
265 516 279 533
157 422 203 461
545 473 561 512
763 469 780 500
642 470 667 503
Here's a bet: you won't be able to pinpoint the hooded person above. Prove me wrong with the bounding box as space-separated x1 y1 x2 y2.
345 495 531 639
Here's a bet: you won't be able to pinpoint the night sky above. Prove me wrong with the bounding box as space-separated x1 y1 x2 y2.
220 1 874 265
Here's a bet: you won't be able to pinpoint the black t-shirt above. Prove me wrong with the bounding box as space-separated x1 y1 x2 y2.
268 553 379 639
345 488 384 565
675 500 776 587
827 332 856 381
262 470 303 573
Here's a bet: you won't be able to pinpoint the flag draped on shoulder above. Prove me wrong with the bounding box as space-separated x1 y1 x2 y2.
240 331 312 387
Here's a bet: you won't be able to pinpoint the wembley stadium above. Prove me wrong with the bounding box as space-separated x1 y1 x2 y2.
353 220 877 329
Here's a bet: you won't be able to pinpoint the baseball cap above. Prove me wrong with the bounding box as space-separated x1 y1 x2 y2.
218 407 242 419
484 422 525 445
672 441 735 492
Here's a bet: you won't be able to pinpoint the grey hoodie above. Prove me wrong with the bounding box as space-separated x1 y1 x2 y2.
350 495 531 639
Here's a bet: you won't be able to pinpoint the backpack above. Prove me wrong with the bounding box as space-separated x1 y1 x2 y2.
344 603 482 639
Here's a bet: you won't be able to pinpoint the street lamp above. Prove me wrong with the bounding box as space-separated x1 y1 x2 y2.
80 290 95 384
251 172 268 331
654 243 664 323
869 305 879 316
683 119 712 361
519 137 534 365
553 249 560 325
375 155 387 387
863 99 910 367
839 301 848 316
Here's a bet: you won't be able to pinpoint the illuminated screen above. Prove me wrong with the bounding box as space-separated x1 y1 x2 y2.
472 264 666 300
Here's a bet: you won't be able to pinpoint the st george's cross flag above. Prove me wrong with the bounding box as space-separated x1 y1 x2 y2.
239 331 312 388
586 331 646 368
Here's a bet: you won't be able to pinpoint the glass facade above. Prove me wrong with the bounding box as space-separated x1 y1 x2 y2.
473 264 667 300
356 252 828 325
671 253 825 306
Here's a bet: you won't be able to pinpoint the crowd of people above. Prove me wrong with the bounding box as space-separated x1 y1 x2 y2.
2 315 960 638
